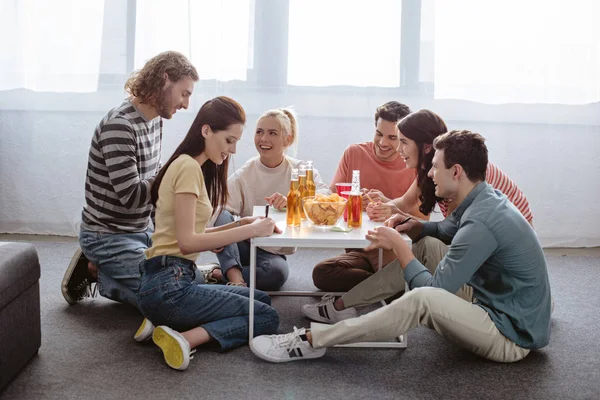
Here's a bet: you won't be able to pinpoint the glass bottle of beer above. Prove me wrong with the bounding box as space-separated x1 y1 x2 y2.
286 168 301 227
347 170 363 228
298 166 309 220
305 161 316 197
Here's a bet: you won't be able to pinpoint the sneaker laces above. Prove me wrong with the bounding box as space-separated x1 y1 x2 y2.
318 293 336 306
74 278 98 300
189 348 197 360
199 268 219 284
272 326 305 350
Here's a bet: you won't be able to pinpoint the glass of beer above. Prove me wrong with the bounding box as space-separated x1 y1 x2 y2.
336 183 352 221
346 192 363 228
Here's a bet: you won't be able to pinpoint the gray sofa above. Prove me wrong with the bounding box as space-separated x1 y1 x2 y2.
0 242 41 390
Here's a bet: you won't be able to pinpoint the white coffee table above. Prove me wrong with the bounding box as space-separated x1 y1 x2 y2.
248 206 411 349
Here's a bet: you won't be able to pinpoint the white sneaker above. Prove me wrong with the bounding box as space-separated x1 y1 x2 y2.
152 326 196 371
196 263 221 284
302 293 357 323
252 327 326 363
133 318 155 342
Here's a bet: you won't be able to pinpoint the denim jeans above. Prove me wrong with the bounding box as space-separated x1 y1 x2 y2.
137 255 279 351
214 210 289 291
79 228 153 308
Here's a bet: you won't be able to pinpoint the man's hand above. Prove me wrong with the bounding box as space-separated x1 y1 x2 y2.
210 247 224 253
264 192 287 210
384 212 423 241
364 226 402 252
366 202 399 222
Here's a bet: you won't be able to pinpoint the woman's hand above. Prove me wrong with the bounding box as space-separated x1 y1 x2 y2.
250 217 282 237
264 192 287 210
240 215 262 226
361 189 388 204
364 226 402 252
366 202 398 222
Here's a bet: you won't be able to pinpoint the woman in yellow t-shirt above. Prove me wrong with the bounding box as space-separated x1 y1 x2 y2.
134 96 280 371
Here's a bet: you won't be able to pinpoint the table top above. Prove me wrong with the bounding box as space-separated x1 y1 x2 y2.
250 206 411 248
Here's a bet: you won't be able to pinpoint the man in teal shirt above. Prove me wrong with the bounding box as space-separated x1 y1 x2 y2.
252 129 552 363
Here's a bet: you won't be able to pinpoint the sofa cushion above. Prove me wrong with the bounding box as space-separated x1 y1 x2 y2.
0 242 41 310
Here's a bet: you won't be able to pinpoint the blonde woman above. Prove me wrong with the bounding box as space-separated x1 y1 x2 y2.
212 108 329 290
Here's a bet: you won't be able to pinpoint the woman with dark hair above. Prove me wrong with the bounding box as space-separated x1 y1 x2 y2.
367 109 533 224
133 96 280 371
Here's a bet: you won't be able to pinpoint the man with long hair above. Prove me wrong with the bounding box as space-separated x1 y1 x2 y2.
61 51 199 306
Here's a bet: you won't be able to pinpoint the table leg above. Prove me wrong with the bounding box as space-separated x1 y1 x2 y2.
248 240 257 351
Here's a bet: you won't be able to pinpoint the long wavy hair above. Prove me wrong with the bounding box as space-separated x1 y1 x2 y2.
150 96 246 214
397 109 448 215
124 51 199 108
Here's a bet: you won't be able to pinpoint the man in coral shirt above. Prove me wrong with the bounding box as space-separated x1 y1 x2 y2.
313 101 415 292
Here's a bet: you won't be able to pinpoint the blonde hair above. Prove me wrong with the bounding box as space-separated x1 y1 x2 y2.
124 51 199 107
257 107 299 156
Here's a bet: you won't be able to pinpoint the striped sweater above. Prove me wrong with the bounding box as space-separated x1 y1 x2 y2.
81 101 162 233
438 163 533 223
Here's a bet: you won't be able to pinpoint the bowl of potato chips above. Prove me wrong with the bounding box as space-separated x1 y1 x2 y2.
303 193 347 227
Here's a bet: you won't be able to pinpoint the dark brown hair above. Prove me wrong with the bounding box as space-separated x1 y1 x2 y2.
433 130 488 182
151 96 246 213
397 109 448 215
374 101 411 125
125 51 199 107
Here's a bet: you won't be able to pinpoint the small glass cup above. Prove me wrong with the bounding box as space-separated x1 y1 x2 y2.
336 183 352 221
340 190 353 221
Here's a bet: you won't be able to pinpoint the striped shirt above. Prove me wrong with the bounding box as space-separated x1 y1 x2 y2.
81 100 162 233
438 163 533 223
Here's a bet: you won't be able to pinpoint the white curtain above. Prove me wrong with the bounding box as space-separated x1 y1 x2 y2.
0 0 599 246
135 0 252 81
433 0 600 104
287 0 402 87
0 0 104 92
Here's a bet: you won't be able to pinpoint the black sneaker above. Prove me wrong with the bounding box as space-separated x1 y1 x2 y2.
61 248 97 305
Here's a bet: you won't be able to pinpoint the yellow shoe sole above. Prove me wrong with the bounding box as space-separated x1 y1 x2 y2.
134 318 154 342
152 326 189 370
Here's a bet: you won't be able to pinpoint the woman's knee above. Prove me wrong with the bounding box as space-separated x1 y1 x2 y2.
257 257 289 290
254 289 272 305
262 305 280 333
214 209 235 226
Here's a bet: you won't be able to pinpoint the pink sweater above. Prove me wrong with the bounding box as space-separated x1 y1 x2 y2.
438 163 533 223
330 142 416 199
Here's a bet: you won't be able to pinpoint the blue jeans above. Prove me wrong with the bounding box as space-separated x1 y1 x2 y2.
214 210 289 291
79 228 153 308
137 255 279 351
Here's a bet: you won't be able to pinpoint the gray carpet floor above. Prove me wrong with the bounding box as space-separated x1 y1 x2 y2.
1 239 599 400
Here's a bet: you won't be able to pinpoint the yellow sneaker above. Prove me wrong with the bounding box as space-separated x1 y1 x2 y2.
152 326 194 371
133 318 155 342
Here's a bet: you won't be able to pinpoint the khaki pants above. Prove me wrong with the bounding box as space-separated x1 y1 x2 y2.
312 237 529 363
342 237 471 306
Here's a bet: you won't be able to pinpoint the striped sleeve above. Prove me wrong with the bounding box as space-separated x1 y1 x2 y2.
98 118 153 209
486 163 534 223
